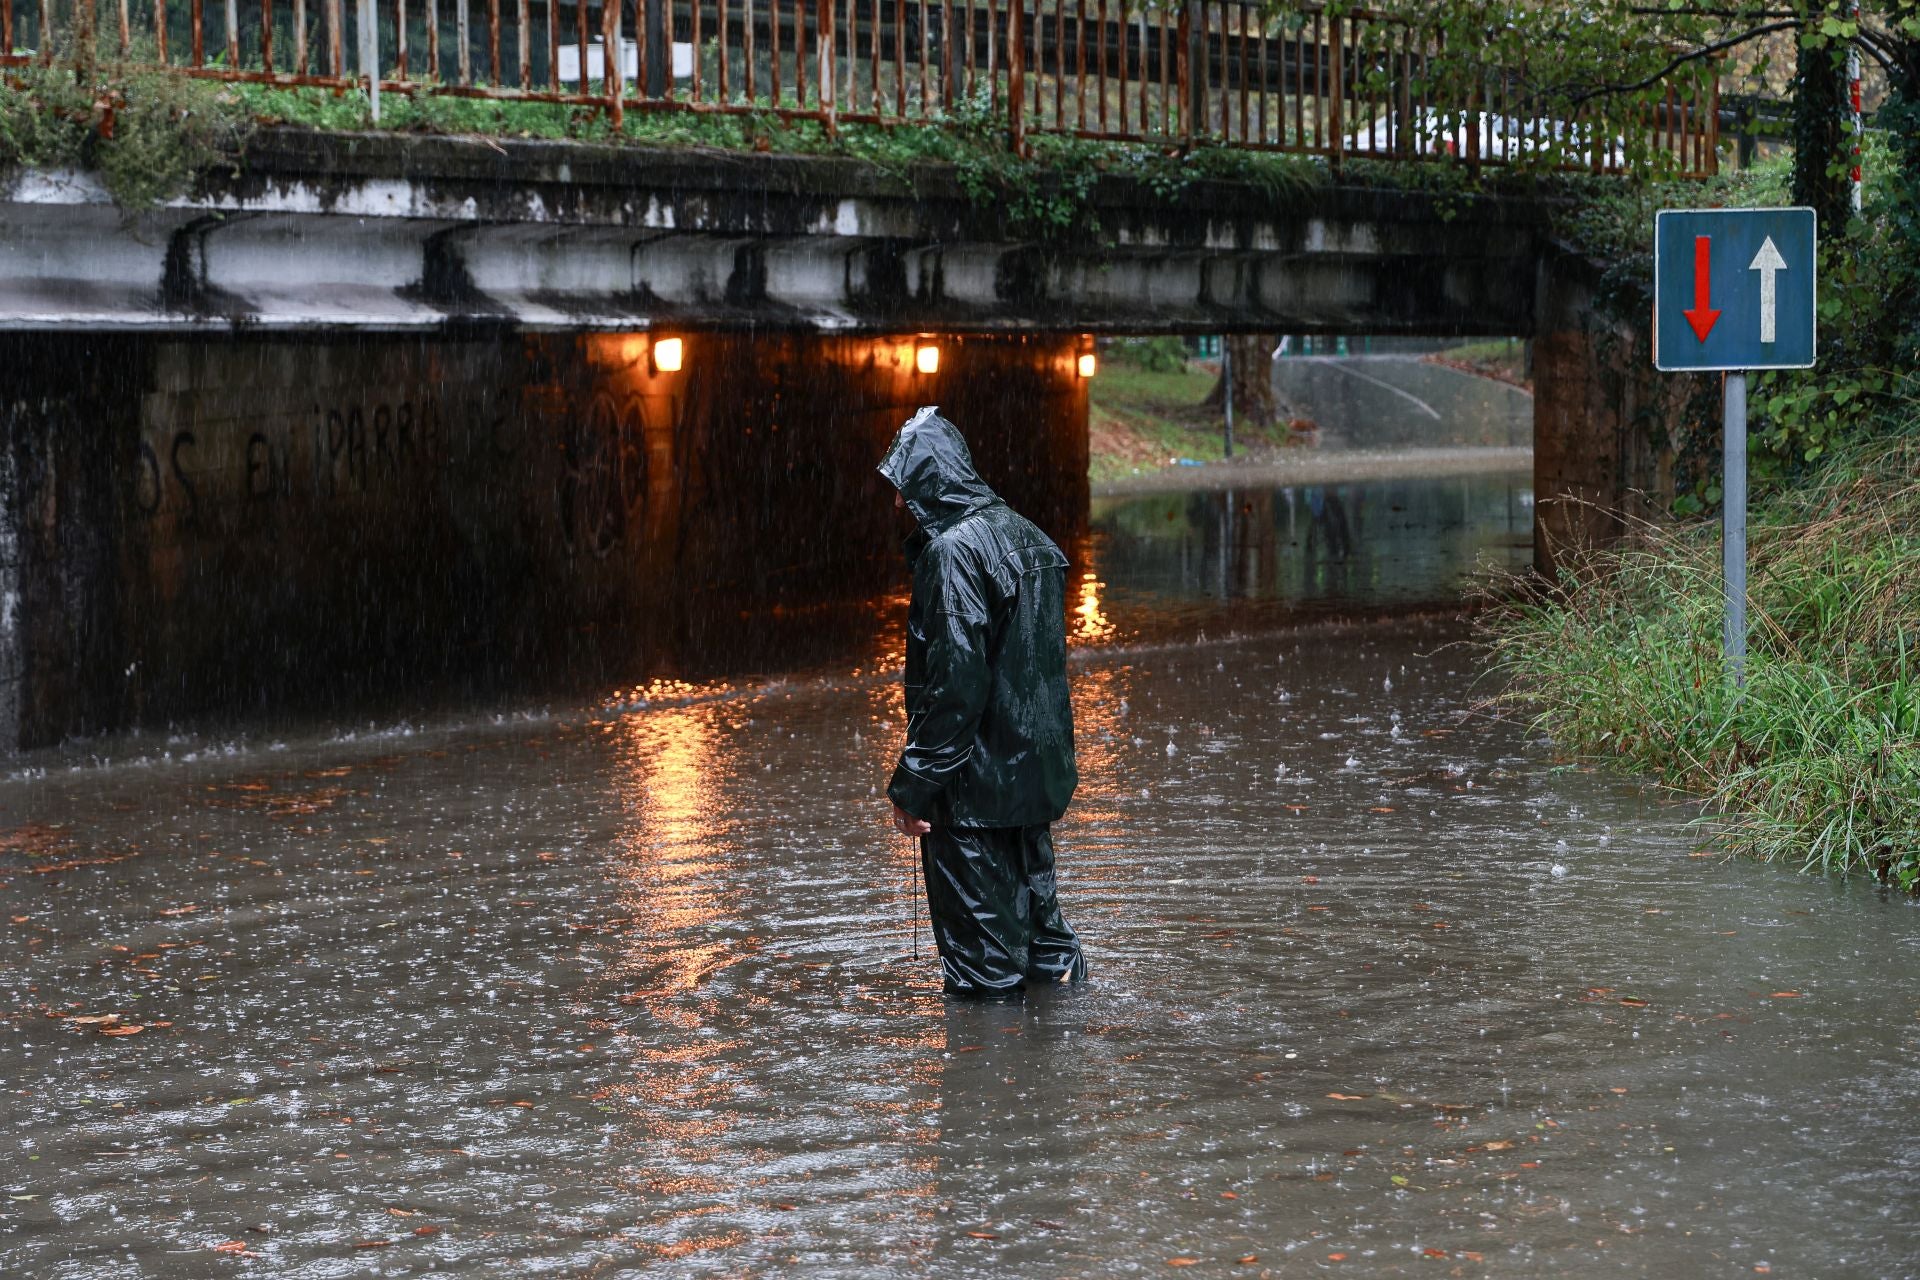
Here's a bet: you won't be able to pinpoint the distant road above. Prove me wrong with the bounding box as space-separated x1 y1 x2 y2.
1272 354 1532 451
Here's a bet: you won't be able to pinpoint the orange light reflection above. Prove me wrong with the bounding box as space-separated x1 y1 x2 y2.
1072 571 1116 644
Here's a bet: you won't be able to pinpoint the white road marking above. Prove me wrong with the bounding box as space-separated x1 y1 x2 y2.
1311 360 1443 420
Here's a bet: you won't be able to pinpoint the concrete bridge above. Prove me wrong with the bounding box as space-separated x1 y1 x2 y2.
0 130 1687 751
5 129 1545 336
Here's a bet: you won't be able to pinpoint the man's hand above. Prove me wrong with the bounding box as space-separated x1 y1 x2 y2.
891 803 931 837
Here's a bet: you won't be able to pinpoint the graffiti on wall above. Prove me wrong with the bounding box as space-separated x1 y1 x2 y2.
558 391 652 560
133 397 523 522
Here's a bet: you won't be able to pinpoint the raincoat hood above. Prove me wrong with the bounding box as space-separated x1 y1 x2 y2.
878 407 1001 535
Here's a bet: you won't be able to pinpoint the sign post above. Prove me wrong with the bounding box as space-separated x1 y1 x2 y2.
1653 206 1817 687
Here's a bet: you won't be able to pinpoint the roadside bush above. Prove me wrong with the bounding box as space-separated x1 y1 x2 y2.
1480 416 1920 891
0 65 92 172
94 69 252 208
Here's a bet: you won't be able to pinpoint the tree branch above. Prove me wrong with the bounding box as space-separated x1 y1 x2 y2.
1625 7 1797 17
1852 27 1903 75
1564 19 1800 105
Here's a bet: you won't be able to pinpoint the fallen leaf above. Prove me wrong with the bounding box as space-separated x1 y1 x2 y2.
158 905 199 916
512 1101 533 1108
1329 1253 1348 1261
1609 1087 1628 1095
353 1240 392 1249
1481 1140 1515 1152
1369 806 1396 813
1220 1191 1238 1200
1462 1251 1485 1262
70 1014 120 1025
966 1231 999 1240
212 1240 255 1255
1770 991 1803 999
1424 1247 1448 1257
1301 876 1320 884
412 1225 439 1237
100 1025 144 1036
1168 1259 1200 1268
1391 1175 1410 1187
386 1208 417 1218
1618 997 1649 1008
1326 1092 1368 1101
1236 1256 1259 1265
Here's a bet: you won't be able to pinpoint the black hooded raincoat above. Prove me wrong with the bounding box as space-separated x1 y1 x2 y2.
879 408 1086 994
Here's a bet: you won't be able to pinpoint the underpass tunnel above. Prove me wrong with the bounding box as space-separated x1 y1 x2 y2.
1078 331 1536 623
0 329 1092 748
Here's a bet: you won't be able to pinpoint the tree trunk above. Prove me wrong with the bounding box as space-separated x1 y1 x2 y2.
1884 7 1920 363
1203 335 1279 427
1792 17 1852 241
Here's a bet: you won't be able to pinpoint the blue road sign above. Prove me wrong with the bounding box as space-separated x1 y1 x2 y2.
1654 207 1817 372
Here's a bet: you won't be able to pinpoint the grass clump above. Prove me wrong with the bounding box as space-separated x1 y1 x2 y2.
1480 414 1920 891
2 39 251 207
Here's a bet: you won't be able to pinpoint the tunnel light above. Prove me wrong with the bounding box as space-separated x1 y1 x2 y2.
1077 351 1098 378
915 342 940 375
653 336 684 373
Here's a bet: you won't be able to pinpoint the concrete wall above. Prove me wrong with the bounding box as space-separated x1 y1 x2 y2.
0 331 1086 749
1532 253 1717 576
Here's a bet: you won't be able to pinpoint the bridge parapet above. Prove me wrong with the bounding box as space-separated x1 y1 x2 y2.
3 0 1718 176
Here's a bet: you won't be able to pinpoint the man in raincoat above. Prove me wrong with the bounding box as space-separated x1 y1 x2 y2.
879 407 1088 996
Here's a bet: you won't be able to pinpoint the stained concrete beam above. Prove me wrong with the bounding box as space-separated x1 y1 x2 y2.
0 130 1551 335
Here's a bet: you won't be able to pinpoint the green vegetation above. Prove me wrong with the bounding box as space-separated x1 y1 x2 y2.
1481 417 1920 891
3 51 1324 228
1087 352 1306 486
1432 338 1527 387
1484 8 1920 891
0 57 252 206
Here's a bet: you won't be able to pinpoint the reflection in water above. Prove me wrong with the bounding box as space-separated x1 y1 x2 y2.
1086 472 1533 637
1072 571 1116 644
607 704 738 1026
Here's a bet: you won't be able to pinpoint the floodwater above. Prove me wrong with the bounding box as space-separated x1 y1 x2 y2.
4 471 1919 1279
1088 469 1534 637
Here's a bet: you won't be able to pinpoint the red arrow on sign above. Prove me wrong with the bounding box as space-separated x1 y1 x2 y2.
1683 235 1721 342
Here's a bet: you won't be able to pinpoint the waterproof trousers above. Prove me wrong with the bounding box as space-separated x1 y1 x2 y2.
920 824 1086 995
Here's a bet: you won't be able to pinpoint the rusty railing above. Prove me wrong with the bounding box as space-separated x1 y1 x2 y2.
1 0 1719 175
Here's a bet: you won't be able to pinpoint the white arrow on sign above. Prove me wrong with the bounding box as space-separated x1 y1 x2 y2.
1749 236 1788 344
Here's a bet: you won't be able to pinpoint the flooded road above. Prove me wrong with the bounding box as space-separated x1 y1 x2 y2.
3 472 1918 1278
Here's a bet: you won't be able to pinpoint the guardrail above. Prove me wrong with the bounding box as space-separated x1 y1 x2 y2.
2 0 1719 176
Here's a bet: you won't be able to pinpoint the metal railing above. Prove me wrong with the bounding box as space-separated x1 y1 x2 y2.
2 0 1719 175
